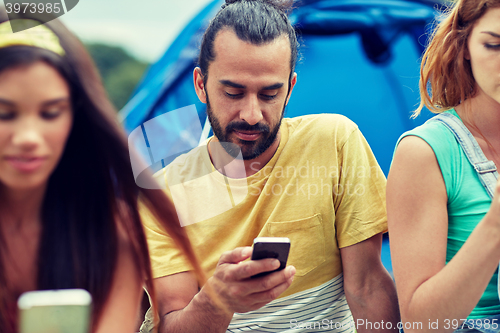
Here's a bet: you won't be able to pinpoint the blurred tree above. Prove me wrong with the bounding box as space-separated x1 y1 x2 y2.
85 43 149 111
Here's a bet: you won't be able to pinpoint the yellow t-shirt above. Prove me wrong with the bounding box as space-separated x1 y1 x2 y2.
142 114 387 297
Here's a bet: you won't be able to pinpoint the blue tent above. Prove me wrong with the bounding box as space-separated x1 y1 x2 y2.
120 0 444 273
121 0 440 175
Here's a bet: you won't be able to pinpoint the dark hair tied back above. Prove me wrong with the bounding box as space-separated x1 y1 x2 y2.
222 0 293 13
202 0 298 87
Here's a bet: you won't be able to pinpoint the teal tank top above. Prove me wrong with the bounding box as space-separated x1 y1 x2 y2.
398 109 500 319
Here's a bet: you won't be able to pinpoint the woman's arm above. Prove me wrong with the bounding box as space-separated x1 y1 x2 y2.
94 236 144 333
387 136 500 333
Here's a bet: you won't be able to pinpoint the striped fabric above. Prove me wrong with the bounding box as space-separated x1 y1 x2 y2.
227 273 355 333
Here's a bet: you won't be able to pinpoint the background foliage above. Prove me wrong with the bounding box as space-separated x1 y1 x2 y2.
85 43 149 111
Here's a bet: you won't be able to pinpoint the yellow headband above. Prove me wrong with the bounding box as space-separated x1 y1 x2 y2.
0 20 65 56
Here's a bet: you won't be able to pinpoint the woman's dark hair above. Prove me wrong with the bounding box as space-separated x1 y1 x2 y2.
0 13 203 332
199 0 297 86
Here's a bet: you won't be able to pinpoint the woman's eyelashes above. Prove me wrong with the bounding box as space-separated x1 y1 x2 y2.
484 43 500 49
0 110 15 121
0 107 67 121
41 108 65 120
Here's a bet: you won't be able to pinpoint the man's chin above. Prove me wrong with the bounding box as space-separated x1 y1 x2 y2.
240 144 267 161
217 134 272 160
216 140 260 161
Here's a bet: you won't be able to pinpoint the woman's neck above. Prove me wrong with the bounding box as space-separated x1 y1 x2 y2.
455 94 500 164
456 93 500 140
0 185 46 228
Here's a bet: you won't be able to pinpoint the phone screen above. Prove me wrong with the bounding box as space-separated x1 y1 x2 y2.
18 289 92 333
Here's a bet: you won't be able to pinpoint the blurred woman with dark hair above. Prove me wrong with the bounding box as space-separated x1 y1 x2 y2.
0 12 202 332
388 0 500 332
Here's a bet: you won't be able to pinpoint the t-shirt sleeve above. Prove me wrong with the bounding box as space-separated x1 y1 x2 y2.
396 122 459 202
140 169 194 279
334 128 388 248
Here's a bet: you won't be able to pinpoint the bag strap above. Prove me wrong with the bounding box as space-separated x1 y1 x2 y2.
427 112 498 199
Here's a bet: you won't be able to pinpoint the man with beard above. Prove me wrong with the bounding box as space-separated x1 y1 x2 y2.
140 0 399 332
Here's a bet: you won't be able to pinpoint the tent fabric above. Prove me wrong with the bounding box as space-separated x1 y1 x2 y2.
120 0 443 176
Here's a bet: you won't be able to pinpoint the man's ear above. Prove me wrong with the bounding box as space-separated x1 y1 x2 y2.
285 72 298 106
193 67 207 103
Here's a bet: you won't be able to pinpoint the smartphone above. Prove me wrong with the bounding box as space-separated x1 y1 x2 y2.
251 237 290 278
18 289 92 333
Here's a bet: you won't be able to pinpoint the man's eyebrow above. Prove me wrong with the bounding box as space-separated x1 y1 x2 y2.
219 80 285 91
481 31 500 38
262 83 284 90
220 80 246 89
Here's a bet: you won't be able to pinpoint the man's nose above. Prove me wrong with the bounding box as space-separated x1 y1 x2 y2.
239 94 263 126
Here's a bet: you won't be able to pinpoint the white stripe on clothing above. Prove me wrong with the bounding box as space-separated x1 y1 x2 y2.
227 273 354 333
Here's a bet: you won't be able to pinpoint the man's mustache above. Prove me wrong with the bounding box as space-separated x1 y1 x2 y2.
226 122 270 133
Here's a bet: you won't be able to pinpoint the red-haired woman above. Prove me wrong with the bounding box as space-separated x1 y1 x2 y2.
388 1 500 332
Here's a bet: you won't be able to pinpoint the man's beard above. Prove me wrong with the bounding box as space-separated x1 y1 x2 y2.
206 96 284 161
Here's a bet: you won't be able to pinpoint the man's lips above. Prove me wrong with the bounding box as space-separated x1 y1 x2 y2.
5 156 47 172
233 130 262 141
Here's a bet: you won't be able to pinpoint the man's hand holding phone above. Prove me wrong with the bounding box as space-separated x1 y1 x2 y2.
203 239 295 315
250 237 291 278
